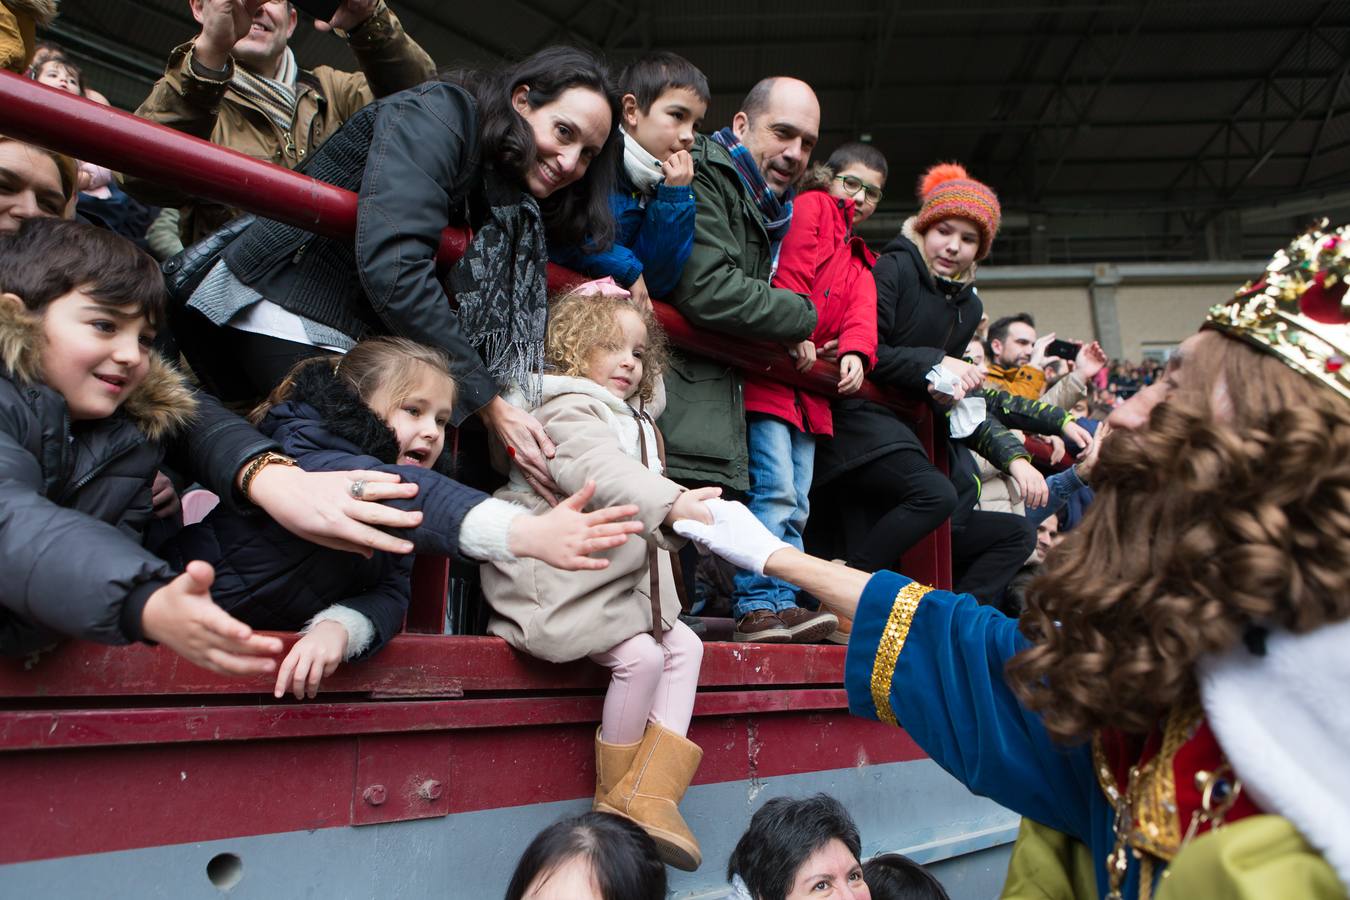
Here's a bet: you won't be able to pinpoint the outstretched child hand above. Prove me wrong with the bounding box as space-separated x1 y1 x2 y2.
275 620 348 699
509 481 646 570
665 486 721 527
141 561 284 676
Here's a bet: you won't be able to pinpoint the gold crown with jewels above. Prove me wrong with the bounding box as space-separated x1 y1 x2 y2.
1205 219 1350 401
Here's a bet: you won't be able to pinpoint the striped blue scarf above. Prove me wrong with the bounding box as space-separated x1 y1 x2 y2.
712 127 794 252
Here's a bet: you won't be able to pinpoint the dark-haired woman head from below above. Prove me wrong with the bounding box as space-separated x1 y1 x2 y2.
183 45 622 500
861 853 949 900
727 794 870 900
504 811 666 900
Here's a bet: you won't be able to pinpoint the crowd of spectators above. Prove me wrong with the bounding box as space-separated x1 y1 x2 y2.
0 0 1201 886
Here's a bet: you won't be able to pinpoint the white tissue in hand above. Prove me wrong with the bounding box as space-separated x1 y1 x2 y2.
926 364 961 398
671 498 791 576
947 396 987 439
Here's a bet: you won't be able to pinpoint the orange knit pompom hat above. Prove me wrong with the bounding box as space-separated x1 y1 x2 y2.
914 162 1001 260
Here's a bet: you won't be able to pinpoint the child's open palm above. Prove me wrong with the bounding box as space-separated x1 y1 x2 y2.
509 481 646 570
141 561 283 676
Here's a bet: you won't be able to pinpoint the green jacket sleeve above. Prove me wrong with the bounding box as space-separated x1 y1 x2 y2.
670 162 817 342
980 387 1071 436
966 418 1032 472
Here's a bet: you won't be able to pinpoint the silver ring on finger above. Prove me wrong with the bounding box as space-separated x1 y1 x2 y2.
349 479 367 501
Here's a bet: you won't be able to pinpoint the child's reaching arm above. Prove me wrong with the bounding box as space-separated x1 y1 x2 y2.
293 450 642 569
273 560 410 699
0 422 280 671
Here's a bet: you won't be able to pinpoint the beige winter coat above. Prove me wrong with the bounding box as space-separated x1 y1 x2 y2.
482 376 686 663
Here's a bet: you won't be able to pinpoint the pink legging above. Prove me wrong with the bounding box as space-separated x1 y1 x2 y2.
590 620 703 744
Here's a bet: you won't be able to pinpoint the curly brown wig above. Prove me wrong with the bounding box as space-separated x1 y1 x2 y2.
1007 329 1350 742
545 290 668 404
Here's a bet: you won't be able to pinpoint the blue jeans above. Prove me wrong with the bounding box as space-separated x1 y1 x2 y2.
732 415 815 618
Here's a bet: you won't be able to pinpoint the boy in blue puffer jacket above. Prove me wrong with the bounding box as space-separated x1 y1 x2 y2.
549 52 708 306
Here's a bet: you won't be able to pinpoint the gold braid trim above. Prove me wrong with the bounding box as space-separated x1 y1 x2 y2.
869 582 932 726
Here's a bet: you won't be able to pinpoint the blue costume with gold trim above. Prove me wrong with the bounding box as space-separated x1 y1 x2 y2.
843 570 1140 898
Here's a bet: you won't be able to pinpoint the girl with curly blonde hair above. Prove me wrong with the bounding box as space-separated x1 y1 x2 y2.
673 224 1350 898
481 284 720 872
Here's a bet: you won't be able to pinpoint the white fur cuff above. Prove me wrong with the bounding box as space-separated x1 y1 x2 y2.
459 498 525 562
304 605 375 660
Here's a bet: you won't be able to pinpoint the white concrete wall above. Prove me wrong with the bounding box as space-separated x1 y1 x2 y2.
976 270 1244 361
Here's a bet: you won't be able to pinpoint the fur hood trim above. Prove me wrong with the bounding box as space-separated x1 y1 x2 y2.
900 215 978 285
0 300 196 440
275 361 455 475
2 0 58 26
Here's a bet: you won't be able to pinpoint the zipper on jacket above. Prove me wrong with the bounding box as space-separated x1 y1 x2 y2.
57 438 144 503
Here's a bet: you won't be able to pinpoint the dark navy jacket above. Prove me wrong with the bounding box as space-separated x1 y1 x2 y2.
548 164 695 298
159 364 489 657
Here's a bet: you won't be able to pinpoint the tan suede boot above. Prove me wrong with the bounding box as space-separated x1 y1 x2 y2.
595 723 703 871
593 727 642 807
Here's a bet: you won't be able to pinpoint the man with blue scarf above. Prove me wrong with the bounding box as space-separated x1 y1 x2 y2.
662 77 831 642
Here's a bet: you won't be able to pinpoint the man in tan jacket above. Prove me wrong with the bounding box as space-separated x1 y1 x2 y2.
123 0 434 244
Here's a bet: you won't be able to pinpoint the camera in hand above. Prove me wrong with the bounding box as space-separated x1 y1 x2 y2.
292 0 342 22
1046 338 1082 361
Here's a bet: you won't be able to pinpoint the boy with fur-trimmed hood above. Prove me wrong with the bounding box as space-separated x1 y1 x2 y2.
0 217 282 671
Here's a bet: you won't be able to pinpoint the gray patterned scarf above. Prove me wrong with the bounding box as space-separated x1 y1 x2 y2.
230 48 299 136
445 167 549 406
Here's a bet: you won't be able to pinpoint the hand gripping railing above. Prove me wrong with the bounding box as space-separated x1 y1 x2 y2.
0 70 950 588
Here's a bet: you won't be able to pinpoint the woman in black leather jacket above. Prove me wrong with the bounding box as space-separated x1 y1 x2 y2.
181 45 623 500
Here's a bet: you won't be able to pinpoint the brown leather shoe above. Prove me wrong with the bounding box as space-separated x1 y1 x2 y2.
733 610 792 643
777 606 840 644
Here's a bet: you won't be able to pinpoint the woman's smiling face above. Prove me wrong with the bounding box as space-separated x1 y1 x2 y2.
512 85 612 199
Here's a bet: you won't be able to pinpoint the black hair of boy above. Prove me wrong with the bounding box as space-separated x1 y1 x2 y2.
0 218 166 327
826 141 890 180
862 853 952 900
727 794 863 900
618 51 711 113
504 811 667 900
985 312 1037 358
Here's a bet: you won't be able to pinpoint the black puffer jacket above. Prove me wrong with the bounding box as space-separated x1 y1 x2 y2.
158 363 491 657
219 81 500 425
816 218 983 485
0 303 197 656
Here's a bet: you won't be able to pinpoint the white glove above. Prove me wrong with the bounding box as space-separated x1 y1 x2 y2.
671 498 791 576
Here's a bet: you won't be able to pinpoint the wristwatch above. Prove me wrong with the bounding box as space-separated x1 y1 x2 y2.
239 452 297 504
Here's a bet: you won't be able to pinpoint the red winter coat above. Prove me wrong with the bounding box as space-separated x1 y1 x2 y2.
744 190 878 436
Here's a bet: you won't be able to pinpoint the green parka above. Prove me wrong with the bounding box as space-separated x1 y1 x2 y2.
660 134 817 490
